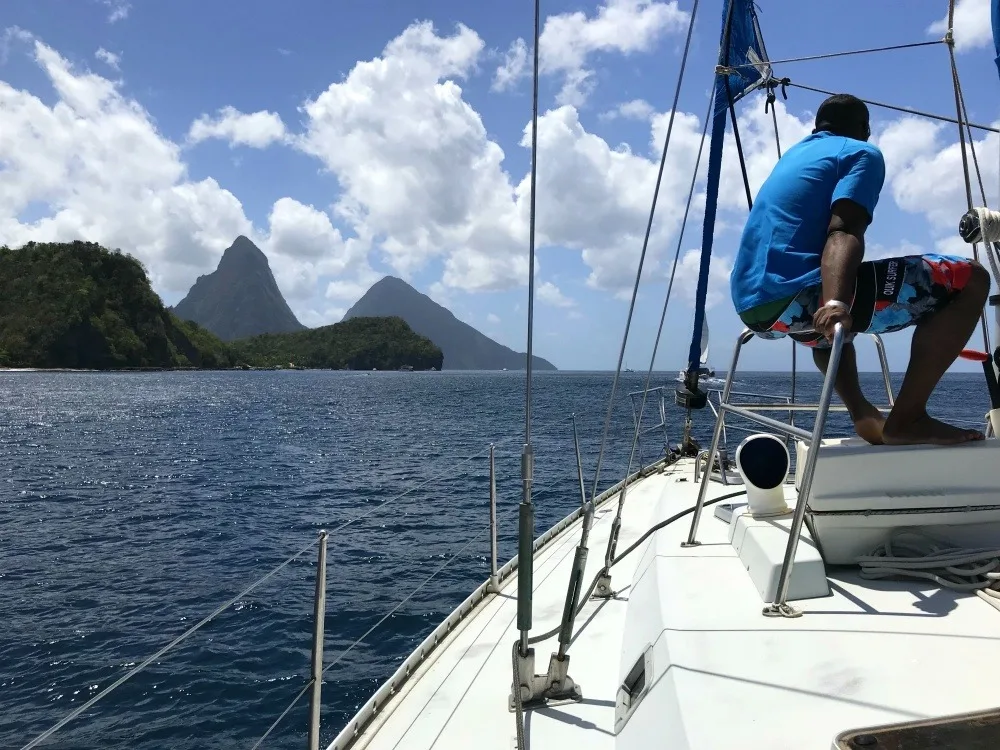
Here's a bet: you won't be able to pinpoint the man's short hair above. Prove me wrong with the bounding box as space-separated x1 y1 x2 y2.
813 94 870 139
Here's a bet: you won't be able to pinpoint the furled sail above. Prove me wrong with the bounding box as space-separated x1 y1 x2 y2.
699 318 710 367
681 0 771 403
994 0 1000 78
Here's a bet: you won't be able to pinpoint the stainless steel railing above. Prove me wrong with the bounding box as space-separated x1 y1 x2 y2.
20 410 658 750
706 388 793 476
682 328 898 617
627 385 673 465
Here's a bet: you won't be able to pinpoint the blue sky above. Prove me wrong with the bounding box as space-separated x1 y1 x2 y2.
1 0 999 372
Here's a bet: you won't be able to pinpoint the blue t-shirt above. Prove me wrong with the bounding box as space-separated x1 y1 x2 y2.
730 131 886 314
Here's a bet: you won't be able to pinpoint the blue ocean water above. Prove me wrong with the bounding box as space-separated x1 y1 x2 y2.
0 369 991 749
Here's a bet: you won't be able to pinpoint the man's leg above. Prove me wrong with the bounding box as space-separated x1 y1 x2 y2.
881 259 990 445
813 344 885 445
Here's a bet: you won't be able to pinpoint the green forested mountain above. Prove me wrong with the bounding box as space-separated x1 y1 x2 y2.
0 241 442 371
0 241 235 369
230 316 443 370
344 276 557 370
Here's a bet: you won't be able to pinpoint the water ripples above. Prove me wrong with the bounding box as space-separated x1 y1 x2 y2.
0 369 989 749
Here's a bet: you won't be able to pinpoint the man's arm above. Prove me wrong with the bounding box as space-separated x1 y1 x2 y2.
822 198 868 303
813 198 869 339
814 143 885 340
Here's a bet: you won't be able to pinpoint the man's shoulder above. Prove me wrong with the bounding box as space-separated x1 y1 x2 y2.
789 132 883 161
839 138 884 165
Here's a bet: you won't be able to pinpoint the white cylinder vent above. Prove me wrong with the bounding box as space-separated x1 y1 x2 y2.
735 433 791 518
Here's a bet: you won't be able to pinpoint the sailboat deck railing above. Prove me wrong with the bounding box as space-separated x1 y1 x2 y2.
18 426 666 750
628 385 672 466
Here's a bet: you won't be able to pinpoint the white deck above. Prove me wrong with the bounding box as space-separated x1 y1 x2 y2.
331 458 1000 750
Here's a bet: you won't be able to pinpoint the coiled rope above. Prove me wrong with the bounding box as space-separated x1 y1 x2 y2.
857 530 1000 612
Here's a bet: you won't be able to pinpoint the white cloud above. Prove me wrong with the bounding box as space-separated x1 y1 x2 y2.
7 17 995 330
325 275 382 305
675 249 733 310
928 0 992 51
297 306 346 328
876 117 941 178
493 38 528 92
529 104 706 292
94 47 120 71
540 0 689 106
600 98 655 121
263 198 370 303
934 234 978 260
0 35 254 294
866 240 927 262
428 280 455 310
295 21 528 292
102 0 130 23
716 95 814 211
188 106 287 148
266 198 344 261
487 312 501 324
537 280 575 307
878 116 1000 231
0 30 376 320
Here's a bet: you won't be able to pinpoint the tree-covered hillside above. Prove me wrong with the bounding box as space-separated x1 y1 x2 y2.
0 241 443 371
0 241 235 369
230 316 443 370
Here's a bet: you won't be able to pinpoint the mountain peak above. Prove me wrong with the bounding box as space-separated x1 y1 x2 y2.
172 235 305 341
370 275 410 290
343 277 556 371
219 235 268 268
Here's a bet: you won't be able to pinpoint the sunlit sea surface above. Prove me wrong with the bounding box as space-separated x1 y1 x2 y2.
1 369 990 749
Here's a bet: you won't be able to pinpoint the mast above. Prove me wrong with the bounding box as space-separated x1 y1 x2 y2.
677 0 771 412
515 0 543 660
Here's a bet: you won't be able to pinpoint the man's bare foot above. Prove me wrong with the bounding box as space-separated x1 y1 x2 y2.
852 405 885 445
882 412 984 446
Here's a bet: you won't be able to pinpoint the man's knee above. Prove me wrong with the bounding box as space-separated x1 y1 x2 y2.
965 261 991 305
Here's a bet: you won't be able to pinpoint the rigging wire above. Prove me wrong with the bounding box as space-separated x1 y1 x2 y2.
320 512 514 682
721 10 754 214
249 679 315 750
725 39 945 70
527 489 748 646
600 87 713 570
515 0 544 662
783 80 1000 134
19 535 323 750
23 427 577 750
682 0 753 381
587 0 702 507
763 82 800 432
945 15 993 354
955 71 1000 281
523 0 541 447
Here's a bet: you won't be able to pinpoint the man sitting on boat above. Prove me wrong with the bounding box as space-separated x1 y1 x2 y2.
730 93 990 446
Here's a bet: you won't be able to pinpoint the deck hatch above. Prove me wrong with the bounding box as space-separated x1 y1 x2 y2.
836 706 1000 749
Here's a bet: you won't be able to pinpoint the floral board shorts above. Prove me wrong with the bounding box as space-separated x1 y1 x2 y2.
740 254 977 349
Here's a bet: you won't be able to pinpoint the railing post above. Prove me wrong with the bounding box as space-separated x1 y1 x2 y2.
489 444 499 593
307 530 328 750
765 323 845 618
683 328 754 546
869 333 895 406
